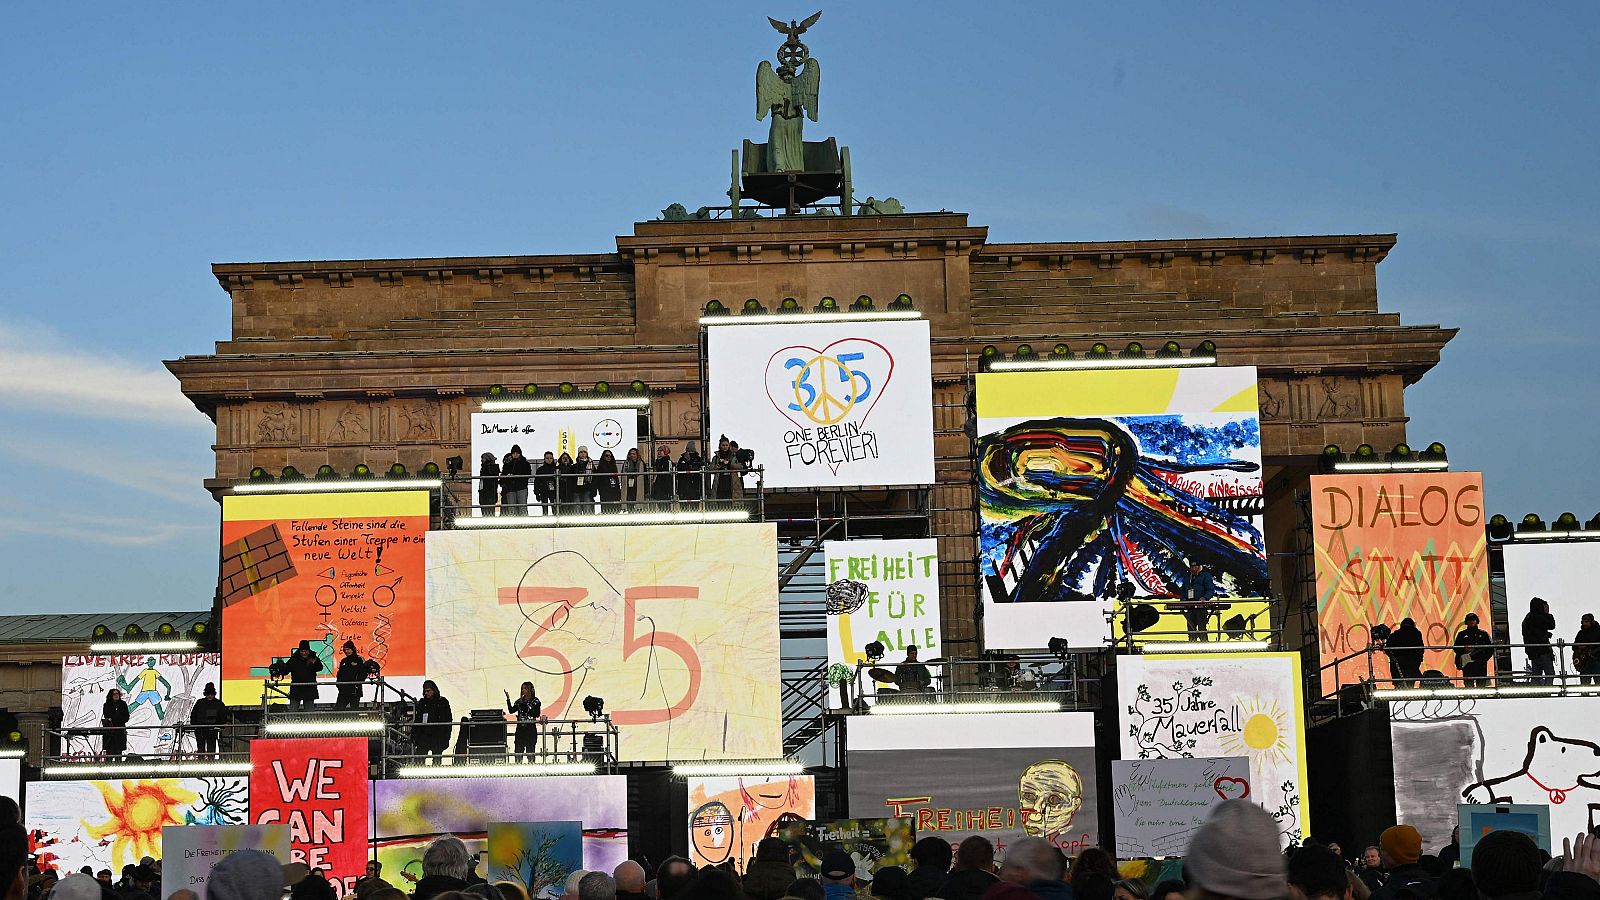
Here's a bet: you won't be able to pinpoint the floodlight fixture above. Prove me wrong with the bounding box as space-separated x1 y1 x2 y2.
315 465 337 479
396 762 597 778
387 464 408 479
888 293 915 311
742 298 767 315
280 466 302 480
704 299 729 316
582 695 606 720
263 719 386 736
779 297 802 313
864 641 886 662
851 294 875 311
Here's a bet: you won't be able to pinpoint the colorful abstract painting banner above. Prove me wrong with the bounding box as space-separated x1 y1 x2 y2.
426 523 782 761
823 538 942 668
219 491 430 705
1310 472 1490 693
975 366 1267 649
249 737 369 892
706 320 935 489
60 653 220 757
846 711 1099 856
486 821 583 899
25 778 250 874
1116 652 1309 848
687 775 816 873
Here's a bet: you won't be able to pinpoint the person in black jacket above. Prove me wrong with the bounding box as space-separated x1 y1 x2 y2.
284 640 323 712
1454 613 1494 687
1523 597 1557 685
1576 614 1600 685
334 641 371 711
1385 619 1426 688
500 446 532 516
939 836 998 900
504 681 542 763
188 682 229 758
676 445 703 506
595 450 622 511
904 837 952 900
556 452 579 514
534 451 559 517
412 680 453 765
476 453 500 516
101 689 130 759
649 446 675 507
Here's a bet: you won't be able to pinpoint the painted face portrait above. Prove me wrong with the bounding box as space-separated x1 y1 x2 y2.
1017 758 1083 837
690 801 735 864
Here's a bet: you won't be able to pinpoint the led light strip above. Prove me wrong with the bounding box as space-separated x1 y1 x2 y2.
869 700 1062 715
481 396 651 412
0 750 26 760
454 509 751 529
88 641 200 653
1330 461 1450 473
262 720 387 736
987 355 1217 371
395 762 597 778
44 761 252 778
1508 530 1600 541
700 310 923 326
233 479 443 495
1142 640 1271 654
1375 683 1600 700
673 761 805 777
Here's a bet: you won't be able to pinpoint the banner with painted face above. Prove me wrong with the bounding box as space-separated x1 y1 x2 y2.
61 652 220 757
220 490 430 705
686 775 815 872
249 738 369 893
975 366 1267 650
469 410 640 516
823 539 942 669
846 711 1100 857
1310 472 1491 694
706 320 934 489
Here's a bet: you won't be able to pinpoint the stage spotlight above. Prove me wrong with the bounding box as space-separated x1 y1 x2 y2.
522 383 539 395
1014 344 1035 360
420 462 441 478
1051 343 1071 358
1352 444 1376 460
742 298 766 315
154 622 177 639
594 381 610 394
1420 442 1448 461
1588 512 1600 531
352 463 372 478
1119 342 1145 358
122 624 147 641
1387 443 1413 461
629 379 648 393
779 297 802 313
1553 512 1580 531
1487 514 1514 541
248 466 272 483
1193 339 1218 357
187 622 209 646
280 466 302 480
888 293 915 311
1519 513 1546 533
815 296 839 312
1087 342 1112 358
582 695 606 720
445 456 464 475
1046 637 1070 658
852 294 874 311
315 465 337 479
864 641 886 663
91 624 113 642
1156 341 1183 358
388 463 408 478
703 299 728 316
558 382 576 394
488 384 505 395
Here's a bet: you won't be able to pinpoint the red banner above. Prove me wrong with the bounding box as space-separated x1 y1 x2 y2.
250 737 369 892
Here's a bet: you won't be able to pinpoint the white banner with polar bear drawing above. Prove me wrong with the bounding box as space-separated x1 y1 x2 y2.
706 320 934 489
823 538 942 669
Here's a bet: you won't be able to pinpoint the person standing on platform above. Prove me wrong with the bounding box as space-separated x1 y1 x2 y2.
573 447 598 514
535 451 559 517
504 681 542 763
622 448 646 508
1522 597 1557 685
477 453 500 516
411 680 453 765
1179 560 1218 641
556 452 579 514
1386 619 1426 688
596 450 622 512
285 640 323 712
1575 613 1600 685
649 447 675 507
676 445 703 507
500 446 532 516
1454 613 1493 687
101 688 130 760
334 641 369 711
189 683 228 758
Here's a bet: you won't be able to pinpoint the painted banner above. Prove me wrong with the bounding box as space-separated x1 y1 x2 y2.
249 738 368 891
823 539 941 667
219 490 429 705
1109 757 1252 858
470 410 639 516
0 759 17 805
61 653 220 757
846 712 1099 857
976 367 1267 650
706 319 935 489
426 523 781 761
25 778 249 874
775 817 914 882
1458 804 1551 867
1501 542 1598 677
373 776 627 884
486 821 583 900
161 824 292 900
1310 472 1491 693
687 775 815 872
1117 652 1308 847
1391 696 1600 854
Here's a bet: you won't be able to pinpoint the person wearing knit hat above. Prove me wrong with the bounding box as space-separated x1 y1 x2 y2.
208 850 285 900
335 639 371 711
1369 826 1431 900
1471 831 1543 900
284 639 323 711
1185 800 1288 900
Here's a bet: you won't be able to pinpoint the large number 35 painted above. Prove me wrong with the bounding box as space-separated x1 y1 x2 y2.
784 351 873 413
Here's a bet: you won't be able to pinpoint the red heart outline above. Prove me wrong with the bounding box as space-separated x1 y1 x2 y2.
1213 776 1249 800
764 336 896 444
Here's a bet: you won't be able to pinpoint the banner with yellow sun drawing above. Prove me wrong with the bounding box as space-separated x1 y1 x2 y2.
1117 652 1308 847
26 778 250 874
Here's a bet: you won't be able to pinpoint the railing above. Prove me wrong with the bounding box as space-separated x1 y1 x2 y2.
46 723 260 767
443 467 766 522
844 653 1101 711
1315 639 1600 708
383 716 619 771
1106 595 1277 648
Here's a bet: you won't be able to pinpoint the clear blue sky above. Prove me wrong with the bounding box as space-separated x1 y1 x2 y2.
3 3 1597 615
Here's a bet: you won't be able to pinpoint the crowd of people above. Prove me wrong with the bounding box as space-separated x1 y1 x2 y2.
6 793 1600 900
1375 601 1600 688
475 437 754 516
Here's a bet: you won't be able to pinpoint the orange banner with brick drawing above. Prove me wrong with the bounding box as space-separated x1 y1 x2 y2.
1310 472 1491 694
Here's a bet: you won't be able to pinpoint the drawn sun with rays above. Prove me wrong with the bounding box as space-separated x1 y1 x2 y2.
1218 695 1292 768
83 780 200 869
